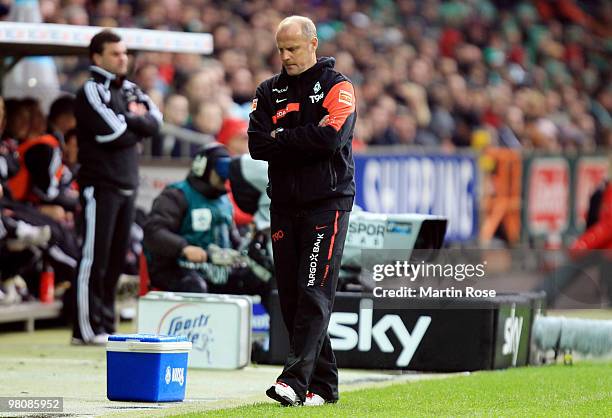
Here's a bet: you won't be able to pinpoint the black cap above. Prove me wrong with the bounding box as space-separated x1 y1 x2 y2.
190 142 230 182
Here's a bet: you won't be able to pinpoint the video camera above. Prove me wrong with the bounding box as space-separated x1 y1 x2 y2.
340 211 448 290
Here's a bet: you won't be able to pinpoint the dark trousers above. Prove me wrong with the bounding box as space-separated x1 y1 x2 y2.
271 209 350 402
73 185 135 340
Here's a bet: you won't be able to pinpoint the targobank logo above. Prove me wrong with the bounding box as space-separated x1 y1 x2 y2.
307 233 324 286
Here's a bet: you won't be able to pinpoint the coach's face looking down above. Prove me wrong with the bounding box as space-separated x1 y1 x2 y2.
93 40 129 77
275 17 318 76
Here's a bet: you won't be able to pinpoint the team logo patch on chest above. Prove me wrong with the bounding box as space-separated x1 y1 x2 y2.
313 81 321 93
191 208 212 231
309 92 324 103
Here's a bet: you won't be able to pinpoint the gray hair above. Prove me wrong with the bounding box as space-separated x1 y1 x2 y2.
277 15 317 40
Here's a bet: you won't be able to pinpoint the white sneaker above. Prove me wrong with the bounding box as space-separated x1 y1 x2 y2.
304 392 326 406
92 333 110 344
266 381 301 406
305 391 337 406
71 333 109 346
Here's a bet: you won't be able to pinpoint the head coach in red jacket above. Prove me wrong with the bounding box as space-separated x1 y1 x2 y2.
248 15 356 407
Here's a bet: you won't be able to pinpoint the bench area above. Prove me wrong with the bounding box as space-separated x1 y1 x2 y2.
0 301 63 332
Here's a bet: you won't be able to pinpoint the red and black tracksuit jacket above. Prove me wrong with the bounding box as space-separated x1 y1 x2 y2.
248 56 355 213
7 134 78 211
248 57 356 402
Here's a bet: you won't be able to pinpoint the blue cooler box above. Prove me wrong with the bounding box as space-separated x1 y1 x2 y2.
107 334 192 402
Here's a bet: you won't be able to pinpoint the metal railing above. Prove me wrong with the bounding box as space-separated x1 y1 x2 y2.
141 123 216 159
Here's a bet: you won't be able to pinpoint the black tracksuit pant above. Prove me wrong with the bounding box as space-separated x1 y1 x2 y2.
72 185 135 341
271 208 350 402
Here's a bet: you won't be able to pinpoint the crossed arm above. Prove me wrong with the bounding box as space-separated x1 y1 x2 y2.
248 80 356 163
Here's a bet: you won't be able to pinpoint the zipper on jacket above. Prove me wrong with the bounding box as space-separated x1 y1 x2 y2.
293 78 302 202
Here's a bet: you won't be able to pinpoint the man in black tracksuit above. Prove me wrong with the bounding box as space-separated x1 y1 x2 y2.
248 16 356 406
72 30 162 344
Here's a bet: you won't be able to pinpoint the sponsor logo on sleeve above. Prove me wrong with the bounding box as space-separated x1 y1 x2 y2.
339 89 353 106
250 98 258 112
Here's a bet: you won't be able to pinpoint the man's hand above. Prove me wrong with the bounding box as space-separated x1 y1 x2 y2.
128 102 148 116
182 245 207 263
270 127 288 139
268 115 328 140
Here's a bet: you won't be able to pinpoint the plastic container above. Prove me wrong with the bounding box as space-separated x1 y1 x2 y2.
39 266 54 303
106 334 192 402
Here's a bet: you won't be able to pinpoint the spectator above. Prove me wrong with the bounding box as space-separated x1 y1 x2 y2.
47 95 76 141
7 96 78 219
2 99 30 143
151 93 190 157
0 98 19 192
188 100 223 155
45 1 610 154
134 62 167 97
62 128 79 172
229 67 256 120
217 118 248 156
21 98 46 140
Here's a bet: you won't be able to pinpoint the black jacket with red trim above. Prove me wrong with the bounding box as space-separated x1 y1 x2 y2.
7 134 78 210
248 57 355 213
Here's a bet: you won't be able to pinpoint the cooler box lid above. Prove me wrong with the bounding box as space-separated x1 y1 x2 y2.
107 334 192 353
109 334 187 343
142 291 257 304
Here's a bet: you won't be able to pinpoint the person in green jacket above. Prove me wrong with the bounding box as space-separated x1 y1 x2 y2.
143 143 270 300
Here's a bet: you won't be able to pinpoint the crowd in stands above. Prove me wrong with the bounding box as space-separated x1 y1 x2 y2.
1 1 611 305
18 0 611 155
